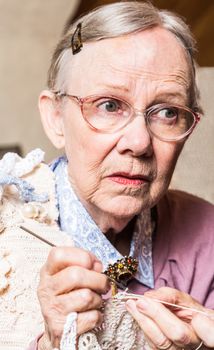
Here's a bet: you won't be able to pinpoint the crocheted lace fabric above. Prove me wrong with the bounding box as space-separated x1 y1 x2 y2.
78 298 149 350
0 157 72 350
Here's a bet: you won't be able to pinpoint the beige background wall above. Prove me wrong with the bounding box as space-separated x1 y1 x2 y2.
0 0 79 159
170 68 214 203
0 1 213 203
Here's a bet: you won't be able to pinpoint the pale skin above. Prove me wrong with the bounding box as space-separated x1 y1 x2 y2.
191 314 214 348
126 287 206 349
38 27 205 348
38 247 109 348
126 287 214 349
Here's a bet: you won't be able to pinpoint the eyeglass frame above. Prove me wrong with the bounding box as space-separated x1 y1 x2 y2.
54 91 201 142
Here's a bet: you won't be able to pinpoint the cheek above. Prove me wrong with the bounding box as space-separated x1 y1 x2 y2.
63 114 120 191
155 142 183 180
63 107 118 163
65 129 117 167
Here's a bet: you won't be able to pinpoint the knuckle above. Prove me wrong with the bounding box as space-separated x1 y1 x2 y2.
158 287 178 302
89 310 102 327
77 310 103 335
48 247 63 263
79 251 94 269
172 325 190 345
79 289 94 308
69 266 83 285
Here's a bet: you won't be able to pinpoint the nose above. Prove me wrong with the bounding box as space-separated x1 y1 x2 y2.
116 112 153 157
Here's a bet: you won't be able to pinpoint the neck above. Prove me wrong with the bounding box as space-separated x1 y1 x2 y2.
79 197 134 234
80 197 136 255
105 217 137 255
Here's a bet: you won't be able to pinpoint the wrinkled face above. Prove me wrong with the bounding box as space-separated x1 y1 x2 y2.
45 27 190 225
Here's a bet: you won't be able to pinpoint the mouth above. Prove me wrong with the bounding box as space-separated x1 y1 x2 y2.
107 172 152 186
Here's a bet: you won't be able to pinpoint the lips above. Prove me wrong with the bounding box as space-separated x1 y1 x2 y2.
107 172 151 186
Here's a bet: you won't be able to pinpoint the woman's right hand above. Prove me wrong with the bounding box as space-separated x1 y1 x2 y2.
191 312 214 348
37 246 110 349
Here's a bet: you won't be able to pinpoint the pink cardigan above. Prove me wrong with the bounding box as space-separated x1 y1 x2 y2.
27 190 214 349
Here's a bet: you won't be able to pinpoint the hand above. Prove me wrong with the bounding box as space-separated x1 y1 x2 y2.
191 312 214 348
126 287 204 350
37 246 110 349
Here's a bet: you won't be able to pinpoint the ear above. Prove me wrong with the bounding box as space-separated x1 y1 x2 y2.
39 90 65 149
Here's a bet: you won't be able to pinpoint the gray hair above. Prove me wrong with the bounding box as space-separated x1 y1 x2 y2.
48 1 200 111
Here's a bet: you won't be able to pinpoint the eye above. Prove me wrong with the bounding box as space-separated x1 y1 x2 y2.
96 98 123 114
148 106 179 124
158 107 178 119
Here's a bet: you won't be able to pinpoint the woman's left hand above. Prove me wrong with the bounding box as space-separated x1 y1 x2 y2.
126 287 205 350
191 313 214 348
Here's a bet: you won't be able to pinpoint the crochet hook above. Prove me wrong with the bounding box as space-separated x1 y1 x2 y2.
113 289 213 319
20 225 213 319
20 225 56 247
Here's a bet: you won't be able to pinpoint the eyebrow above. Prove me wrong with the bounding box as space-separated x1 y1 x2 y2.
96 85 187 103
97 83 131 94
151 92 188 105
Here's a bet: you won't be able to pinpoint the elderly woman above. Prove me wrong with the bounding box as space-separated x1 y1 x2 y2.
0 1 214 350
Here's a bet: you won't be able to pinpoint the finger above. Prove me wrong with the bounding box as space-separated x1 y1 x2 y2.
46 288 103 315
47 309 104 347
144 287 204 322
191 314 214 347
40 266 109 295
145 287 202 310
135 296 200 347
126 300 176 350
44 246 103 275
77 310 104 336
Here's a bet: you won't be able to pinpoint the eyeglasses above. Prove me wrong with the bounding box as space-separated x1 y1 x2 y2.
55 92 200 142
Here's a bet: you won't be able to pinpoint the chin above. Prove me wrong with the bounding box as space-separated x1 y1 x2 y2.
100 195 150 219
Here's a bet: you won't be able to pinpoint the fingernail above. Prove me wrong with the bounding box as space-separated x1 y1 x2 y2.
126 299 136 310
101 321 106 330
136 298 150 311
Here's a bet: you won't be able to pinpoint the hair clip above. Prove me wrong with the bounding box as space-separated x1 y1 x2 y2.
104 256 138 295
71 23 83 55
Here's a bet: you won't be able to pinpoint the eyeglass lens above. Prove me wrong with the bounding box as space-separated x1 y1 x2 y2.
82 96 195 140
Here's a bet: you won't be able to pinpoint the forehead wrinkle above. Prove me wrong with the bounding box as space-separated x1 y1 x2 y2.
108 63 189 88
67 29 191 101
93 64 188 103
